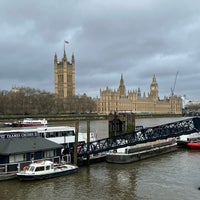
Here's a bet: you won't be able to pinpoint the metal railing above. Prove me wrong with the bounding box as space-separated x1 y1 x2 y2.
78 117 200 156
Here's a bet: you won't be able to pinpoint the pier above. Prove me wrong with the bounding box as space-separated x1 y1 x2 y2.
77 117 200 157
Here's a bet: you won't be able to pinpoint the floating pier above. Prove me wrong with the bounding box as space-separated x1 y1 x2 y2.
106 139 177 164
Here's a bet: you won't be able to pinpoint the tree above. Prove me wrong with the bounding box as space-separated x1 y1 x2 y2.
0 87 97 115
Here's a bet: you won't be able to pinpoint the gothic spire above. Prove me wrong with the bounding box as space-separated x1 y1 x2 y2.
152 74 157 84
54 53 57 64
63 49 67 62
118 73 126 98
72 53 75 64
120 73 124 86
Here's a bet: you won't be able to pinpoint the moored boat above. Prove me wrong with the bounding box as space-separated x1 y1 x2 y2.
187 141 200 149
16 160 78 181
177 132 200 148
106 138 177 164
19 118 48 127
9 118 48 127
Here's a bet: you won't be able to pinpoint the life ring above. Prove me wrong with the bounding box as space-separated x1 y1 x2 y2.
23 166 29 171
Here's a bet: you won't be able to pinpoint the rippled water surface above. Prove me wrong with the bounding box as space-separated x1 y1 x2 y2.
1 117 200 200
1 150 200 200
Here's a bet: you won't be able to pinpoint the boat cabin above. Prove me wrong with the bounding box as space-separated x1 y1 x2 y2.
27 161 54 173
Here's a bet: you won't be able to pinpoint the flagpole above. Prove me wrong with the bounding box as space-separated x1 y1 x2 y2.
64 40 69 52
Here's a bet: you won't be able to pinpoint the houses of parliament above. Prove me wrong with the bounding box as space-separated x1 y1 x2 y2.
54 50 182 115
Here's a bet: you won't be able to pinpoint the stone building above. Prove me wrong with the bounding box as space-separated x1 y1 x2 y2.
54 50 75 98
98 74 182 115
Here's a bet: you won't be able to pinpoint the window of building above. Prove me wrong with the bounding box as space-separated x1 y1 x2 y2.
45 150 54 158
9 154 25 163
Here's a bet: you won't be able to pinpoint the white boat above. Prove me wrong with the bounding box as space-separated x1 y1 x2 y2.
16 160 78 181
36 126 97 146
177 132 200 147
0 125 96 144
11 118 48 127
19 118 48 127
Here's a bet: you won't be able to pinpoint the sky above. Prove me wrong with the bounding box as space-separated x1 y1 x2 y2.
0 0 200 101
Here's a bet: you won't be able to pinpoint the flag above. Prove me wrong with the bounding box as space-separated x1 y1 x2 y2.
64 40 69 44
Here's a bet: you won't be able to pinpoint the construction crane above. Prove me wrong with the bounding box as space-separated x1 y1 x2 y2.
171 71 178 97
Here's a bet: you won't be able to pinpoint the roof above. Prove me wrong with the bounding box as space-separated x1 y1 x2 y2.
0 137 63 155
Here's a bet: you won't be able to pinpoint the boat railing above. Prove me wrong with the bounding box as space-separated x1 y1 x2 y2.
62 154 71 164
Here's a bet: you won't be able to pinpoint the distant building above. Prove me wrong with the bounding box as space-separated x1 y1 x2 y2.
54 50 75 98
98 74 182 115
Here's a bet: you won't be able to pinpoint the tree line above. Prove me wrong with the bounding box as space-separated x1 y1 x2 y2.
183 102 200 116
0 87 97 115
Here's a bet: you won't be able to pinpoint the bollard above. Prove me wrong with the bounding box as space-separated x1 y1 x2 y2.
74 121 79 166
87 120 90 165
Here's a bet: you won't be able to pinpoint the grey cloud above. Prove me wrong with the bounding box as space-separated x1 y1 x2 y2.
0 0 200 101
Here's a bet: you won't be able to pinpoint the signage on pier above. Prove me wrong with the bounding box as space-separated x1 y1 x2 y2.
0 131 38 139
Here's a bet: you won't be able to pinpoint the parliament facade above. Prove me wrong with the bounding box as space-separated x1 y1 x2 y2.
53 50 182 115
98 74 182 115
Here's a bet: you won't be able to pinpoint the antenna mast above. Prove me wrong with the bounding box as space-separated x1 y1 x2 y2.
171 71 179 97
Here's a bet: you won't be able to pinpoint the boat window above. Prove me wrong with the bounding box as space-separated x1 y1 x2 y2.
46 165 50 170
43 130 75 138
67 131 75 136
61 131 65 136
55 132 59 137
40 133 45 137
29 166 35 172
50 132 55 137
35 166 45 171
46 132 55 138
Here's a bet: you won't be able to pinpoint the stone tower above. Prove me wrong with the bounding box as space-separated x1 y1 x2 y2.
118 74 126 98
149 74 158 101
54 50 75 98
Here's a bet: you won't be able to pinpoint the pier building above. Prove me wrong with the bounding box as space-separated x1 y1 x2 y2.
0 130 63 165
98 74 182 115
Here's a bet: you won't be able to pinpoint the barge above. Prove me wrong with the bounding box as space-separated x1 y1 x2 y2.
106 139 177 164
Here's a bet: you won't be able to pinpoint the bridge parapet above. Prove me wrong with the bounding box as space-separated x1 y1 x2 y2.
78 117 200 157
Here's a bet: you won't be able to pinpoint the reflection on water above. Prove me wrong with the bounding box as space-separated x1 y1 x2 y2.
135 150 200 200
1 163 137 200
1 150 200 200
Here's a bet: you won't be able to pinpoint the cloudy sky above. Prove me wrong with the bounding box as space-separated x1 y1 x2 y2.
0 0 200 101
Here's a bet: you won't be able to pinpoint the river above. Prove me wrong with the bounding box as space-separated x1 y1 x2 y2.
1 117 200 200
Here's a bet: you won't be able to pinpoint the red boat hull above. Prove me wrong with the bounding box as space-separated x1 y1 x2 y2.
187 142 200 149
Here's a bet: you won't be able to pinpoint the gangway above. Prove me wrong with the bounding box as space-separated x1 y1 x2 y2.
78 117 200 157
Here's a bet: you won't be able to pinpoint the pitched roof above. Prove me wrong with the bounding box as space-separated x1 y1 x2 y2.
0 137 63 155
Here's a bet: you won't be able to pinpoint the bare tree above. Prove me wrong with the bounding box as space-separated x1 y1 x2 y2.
0 87 97 115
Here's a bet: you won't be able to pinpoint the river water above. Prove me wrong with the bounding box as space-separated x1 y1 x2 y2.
1 117 200 200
